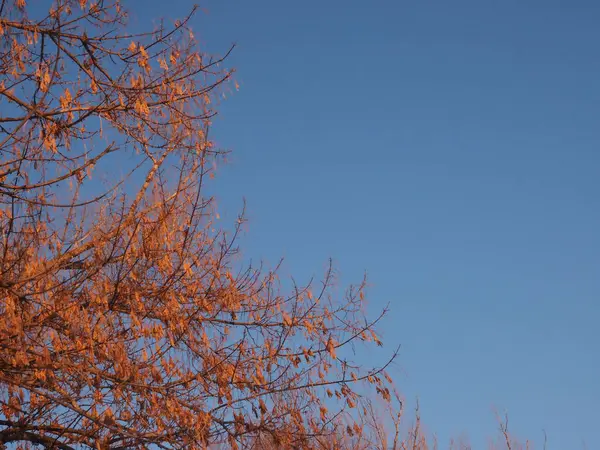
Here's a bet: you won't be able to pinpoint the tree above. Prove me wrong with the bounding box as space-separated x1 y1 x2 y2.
0 1 396 448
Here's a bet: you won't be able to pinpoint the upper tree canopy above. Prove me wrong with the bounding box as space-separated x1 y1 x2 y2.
0 1 395 448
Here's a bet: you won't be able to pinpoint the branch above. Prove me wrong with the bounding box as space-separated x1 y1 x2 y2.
0 428 76 450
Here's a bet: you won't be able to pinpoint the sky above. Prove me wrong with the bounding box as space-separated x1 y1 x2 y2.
129 1 600 448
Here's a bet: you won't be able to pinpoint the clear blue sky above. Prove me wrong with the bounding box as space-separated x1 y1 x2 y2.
132 1 600 447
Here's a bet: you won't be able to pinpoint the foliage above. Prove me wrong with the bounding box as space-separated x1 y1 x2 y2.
245 394 538 450
0 1 396 448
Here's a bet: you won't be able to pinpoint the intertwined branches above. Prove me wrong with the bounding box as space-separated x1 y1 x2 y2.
0 1 396 449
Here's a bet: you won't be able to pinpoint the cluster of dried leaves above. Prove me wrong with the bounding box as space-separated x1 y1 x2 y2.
0 1 397 448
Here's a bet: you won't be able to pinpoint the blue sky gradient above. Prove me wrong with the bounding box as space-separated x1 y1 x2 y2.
130 1 600 447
